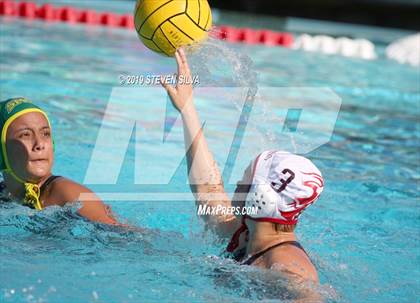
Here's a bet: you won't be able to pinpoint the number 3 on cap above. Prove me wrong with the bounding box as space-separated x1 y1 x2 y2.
271 169 295 193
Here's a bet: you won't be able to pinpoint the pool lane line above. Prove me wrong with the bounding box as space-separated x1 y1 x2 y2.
0 0 295 47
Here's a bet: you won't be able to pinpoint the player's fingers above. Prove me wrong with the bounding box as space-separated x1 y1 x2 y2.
178 48 192 78
175 50 185 75
160 75 177 97
178 47 187 65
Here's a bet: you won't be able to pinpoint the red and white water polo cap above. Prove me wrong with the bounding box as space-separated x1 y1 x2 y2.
245 150 324 225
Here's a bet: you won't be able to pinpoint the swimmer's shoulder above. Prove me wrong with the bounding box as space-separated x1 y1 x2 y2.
265 244 319 283
44 177 118 224
43 177 99 206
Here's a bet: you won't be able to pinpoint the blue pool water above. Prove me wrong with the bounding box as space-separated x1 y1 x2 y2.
1 7 419 303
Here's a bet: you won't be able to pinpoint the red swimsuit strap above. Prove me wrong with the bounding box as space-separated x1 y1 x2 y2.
226 216 248 253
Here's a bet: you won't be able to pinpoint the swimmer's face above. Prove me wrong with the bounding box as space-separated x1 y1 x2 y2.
6 112 54 183
232 162 253 208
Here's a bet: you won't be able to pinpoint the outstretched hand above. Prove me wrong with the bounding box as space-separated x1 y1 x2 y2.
160 48 193 113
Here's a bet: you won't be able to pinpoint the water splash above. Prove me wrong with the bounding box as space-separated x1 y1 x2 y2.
187 37 299 155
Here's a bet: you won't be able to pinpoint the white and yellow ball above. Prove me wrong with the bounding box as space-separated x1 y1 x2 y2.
134 0 212 56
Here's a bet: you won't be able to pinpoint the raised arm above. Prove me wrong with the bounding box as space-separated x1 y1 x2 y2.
160 48 240 237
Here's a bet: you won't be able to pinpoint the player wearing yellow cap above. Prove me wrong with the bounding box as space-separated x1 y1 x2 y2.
0 97 118 225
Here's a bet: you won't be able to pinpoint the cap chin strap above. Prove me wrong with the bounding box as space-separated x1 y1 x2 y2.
24 182 42 210
8 169 42 210
4 169 42 211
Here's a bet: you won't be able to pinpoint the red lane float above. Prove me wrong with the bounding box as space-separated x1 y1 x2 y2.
0 0 135 29
37 4 55 21
214 26 293 47
0 0 293 47
56 7 78 23
100 12 118 27
260 30 279 46
18 1 36 18
119 15 134 29
79 10 98 25
0 0 15 16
